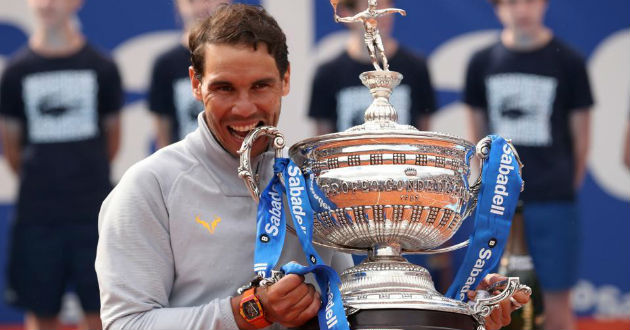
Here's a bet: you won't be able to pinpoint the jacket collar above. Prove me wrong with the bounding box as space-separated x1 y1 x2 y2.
188 112 274 197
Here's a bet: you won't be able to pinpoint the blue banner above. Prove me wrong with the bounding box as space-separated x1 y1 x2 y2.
446 136 523 301
255 158 350 330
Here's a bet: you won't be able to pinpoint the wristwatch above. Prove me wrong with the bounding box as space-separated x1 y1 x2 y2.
239 287 272 329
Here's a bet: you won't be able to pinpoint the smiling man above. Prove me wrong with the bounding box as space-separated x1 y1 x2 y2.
96 4 527 330
96 4 352 330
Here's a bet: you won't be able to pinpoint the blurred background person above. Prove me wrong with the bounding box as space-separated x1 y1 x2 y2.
463 0 593 329
625 113 630 170
148 0 231 149
0 0 123 328
307 0 435 134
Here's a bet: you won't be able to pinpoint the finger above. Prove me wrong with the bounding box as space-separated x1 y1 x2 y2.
512 289 531 305
295 291 321 325
280 282 311 306
286 284 317 318
477 273 507 291
500 299 512 325
269 274 305 297
467 290 477 300
488 307 503 330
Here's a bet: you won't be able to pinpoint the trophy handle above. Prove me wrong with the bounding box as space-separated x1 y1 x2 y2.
237 126 286 203
469 277 532 330
464 137 492 219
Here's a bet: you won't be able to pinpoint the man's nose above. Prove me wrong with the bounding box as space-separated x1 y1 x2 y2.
231 91 258 118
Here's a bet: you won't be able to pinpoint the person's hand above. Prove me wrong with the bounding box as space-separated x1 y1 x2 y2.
467 274 531 330
257 274 321 328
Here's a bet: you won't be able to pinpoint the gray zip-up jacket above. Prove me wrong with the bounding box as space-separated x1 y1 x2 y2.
96 114 353 330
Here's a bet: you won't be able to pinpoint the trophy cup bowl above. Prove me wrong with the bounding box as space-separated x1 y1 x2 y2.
237 2 530 328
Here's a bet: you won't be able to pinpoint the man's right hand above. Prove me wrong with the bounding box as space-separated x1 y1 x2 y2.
257 274 321 328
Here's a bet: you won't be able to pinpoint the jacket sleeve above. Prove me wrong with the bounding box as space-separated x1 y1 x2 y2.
95 163 240 330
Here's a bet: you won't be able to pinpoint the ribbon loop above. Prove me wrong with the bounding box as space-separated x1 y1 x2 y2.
254 158 350 330
446 135 523 301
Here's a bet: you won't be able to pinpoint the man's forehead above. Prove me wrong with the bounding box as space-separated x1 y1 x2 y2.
202 43 280 79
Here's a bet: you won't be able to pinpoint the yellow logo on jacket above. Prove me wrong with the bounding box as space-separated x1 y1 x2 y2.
196 216 221 234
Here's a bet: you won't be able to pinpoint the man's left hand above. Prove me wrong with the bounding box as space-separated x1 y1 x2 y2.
467 274 531 330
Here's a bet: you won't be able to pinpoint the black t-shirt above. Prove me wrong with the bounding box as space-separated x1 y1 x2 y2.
0 44 123 224
464 37 594 202
308 46 435 131
148 44 203 142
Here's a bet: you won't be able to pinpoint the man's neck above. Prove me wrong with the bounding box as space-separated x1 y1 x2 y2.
29 22 85 57
346 32 398 63
501 26 552 51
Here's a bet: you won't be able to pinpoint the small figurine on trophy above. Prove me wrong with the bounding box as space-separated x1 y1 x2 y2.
331 0 406 71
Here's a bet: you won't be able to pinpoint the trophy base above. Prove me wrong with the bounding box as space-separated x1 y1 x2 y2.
294 308 476 330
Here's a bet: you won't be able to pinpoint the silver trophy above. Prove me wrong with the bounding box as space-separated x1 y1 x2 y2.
238 1 530 329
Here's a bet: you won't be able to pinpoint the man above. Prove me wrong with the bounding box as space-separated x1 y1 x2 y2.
308 0 435 134
148 0 231 148
464 0 593 329
0 0 122 329
96 4 527 330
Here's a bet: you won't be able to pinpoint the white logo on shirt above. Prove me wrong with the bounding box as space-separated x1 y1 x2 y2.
486 73 557 147
23 70 98 143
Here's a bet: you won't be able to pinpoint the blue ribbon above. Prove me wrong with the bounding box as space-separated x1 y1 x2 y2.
446 135 523 302
282 262 348 330
255 158 350 330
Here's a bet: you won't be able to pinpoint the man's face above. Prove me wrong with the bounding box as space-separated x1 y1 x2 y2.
28 0 82 29
190 43 290 158
177 0 231 27
495 0 548 35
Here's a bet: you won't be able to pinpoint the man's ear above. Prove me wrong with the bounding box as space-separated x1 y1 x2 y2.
281 63 291 97
189 66 202 101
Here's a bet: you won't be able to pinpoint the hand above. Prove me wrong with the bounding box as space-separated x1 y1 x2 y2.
257 274 321 328
467 274 531 330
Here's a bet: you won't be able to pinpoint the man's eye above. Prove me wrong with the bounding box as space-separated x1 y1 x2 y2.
253 82 270 90
215 85 233 92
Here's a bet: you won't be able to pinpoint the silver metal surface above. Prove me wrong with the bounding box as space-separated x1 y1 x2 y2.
332 0 406 71
236 1 528 327
237 126 285 203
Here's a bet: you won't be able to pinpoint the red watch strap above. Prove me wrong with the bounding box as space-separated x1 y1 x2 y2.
240 287 272 329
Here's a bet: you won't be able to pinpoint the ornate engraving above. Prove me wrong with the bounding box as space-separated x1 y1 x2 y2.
370 153 384 165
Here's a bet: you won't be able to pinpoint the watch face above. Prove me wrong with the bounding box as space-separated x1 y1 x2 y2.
243 299 261 320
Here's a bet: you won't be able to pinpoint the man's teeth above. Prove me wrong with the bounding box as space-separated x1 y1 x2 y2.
230 123 258 132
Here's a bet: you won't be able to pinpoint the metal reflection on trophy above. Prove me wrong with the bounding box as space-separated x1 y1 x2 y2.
238 0 531 329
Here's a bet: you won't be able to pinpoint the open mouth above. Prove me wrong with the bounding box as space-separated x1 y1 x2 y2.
227 121 264 139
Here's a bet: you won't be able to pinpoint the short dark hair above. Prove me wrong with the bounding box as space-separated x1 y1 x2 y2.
188 4 289 80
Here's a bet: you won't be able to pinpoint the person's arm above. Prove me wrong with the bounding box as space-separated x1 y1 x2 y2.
0 116 22 175
97 165 243 330
103 113 121 162
570 109 591 190
307 62 339 135
410 54 435 132
154 114 173 149
624 119 630 170
467 106 488 144
415 115 430 131
314 119 335 135
97 164 322 330
375 8 406 17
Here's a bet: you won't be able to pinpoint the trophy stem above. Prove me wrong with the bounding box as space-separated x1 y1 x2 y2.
367 243 403 261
